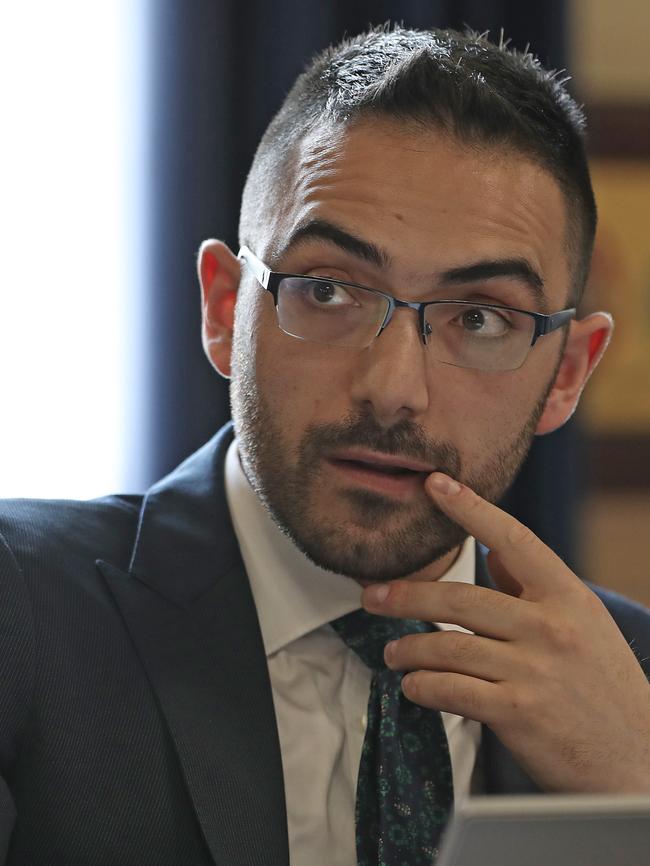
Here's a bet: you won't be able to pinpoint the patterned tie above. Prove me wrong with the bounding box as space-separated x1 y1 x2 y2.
330 608 454 865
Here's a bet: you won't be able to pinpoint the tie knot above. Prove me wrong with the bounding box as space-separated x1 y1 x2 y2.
330 607 434 671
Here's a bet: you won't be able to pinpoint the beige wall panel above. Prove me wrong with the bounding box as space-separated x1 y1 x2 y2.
581 494 650 607
571 0 650 101
579 160 650 433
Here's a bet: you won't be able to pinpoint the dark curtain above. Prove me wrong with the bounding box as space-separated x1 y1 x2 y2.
141 0 579 567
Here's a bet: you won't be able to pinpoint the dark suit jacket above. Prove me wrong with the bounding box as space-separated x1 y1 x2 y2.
1 423 649 865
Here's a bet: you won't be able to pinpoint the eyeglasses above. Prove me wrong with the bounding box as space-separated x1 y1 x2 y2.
238 246 575 371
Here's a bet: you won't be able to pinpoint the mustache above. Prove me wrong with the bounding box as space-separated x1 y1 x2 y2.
298 412 462 477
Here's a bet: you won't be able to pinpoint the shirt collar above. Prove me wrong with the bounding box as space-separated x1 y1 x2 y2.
225 438 475 656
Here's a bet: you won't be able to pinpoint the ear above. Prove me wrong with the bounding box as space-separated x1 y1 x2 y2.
197 239 240 378
535 311 613 435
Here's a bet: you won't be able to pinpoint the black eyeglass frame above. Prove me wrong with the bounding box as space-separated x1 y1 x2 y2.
238 245 576 349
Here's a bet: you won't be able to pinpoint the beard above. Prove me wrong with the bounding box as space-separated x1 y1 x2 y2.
230 332 554 583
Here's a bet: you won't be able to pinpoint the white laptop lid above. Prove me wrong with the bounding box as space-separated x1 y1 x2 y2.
437 794 650 866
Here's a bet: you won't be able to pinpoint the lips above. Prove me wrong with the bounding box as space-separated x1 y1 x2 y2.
334 459 424 476
329 449 435 475
326 449 435 499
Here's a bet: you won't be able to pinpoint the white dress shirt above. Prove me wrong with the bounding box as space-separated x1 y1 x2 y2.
225 439 481 866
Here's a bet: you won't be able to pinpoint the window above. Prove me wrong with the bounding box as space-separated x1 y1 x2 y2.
0 1 147 498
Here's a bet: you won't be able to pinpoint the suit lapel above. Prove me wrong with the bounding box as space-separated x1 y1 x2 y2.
95 421 538 863
97 425 289 866
475 545 541 795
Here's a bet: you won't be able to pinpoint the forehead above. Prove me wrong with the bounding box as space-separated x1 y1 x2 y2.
265 120 571 306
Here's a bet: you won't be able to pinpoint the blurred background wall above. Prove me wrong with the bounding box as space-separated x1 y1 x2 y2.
1 0 648 603
569 0 650 605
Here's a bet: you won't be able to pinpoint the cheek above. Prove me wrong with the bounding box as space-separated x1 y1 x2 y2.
254 323 351 440
431 368 544 458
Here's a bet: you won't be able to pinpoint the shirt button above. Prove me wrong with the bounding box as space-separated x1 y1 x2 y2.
361 712 368 732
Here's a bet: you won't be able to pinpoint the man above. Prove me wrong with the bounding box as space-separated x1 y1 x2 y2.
0 24 649 866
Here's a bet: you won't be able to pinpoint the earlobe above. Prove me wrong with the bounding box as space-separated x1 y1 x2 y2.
535 312 613 436
197 239 241 379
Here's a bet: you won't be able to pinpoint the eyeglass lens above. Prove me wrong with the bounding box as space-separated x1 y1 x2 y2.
275 276 536 371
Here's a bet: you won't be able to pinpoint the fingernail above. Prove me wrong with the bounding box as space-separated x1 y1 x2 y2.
384 640 397 663
428 473 461 495
366 583 390 604
402 674 416 698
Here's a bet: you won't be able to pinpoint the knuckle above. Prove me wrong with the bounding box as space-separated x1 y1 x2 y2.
513 690 538 724
463 489 484 516
481 585 512 614
393 633 417 662
389 580 411 613
445 582 476 616
447 678 482 716
538 615 581 653
527 652 555 684
500 685 539 730
443 631 478 664
532 610 558 643
553 621 582 653
505 519 539 549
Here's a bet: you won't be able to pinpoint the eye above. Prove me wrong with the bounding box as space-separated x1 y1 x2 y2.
304 279 357 307
455 306 512 337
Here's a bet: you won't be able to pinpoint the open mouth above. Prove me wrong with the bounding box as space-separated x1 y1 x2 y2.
334 458 426 477
328 456 432 498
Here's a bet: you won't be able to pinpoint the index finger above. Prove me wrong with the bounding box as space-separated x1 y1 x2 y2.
425 472 578 597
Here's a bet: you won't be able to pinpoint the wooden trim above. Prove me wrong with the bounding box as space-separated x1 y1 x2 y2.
586 104 650 159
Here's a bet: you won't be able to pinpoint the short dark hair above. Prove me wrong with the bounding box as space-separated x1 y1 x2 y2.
240 25 596 304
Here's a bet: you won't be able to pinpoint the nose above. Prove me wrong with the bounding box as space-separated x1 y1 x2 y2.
349 307 430 426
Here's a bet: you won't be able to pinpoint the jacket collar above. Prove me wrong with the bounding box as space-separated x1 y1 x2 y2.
97 422 290 866
127 422 241 607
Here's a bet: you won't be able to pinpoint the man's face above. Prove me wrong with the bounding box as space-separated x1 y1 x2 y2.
230 122 572 583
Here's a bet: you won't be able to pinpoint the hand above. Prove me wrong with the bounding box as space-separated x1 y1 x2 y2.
361 472 650 794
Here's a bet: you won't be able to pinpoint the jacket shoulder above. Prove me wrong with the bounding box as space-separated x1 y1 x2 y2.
0 494 142 575
0 495 143 765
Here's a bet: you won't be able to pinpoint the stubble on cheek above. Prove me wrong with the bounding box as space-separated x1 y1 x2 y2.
229 344 469 580
229 310 558 581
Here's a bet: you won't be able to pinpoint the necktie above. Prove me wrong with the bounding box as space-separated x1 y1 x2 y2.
330 608 454 865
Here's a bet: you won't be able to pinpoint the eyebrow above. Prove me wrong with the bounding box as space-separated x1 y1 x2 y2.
278 219 392 269
439 260 547 309
278 218 547 309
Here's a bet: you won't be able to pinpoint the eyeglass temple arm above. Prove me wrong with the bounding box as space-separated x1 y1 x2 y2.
238 245 271 288
533 307 576 343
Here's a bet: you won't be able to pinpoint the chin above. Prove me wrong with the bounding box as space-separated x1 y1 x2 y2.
287 518 465 583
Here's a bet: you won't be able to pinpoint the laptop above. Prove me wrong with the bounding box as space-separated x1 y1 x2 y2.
436 794 650 866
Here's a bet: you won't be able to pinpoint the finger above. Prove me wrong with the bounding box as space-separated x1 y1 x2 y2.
362 578 538 639
402 670 500 725
385 630 513 682
486 549 524 598
425 473 579 597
